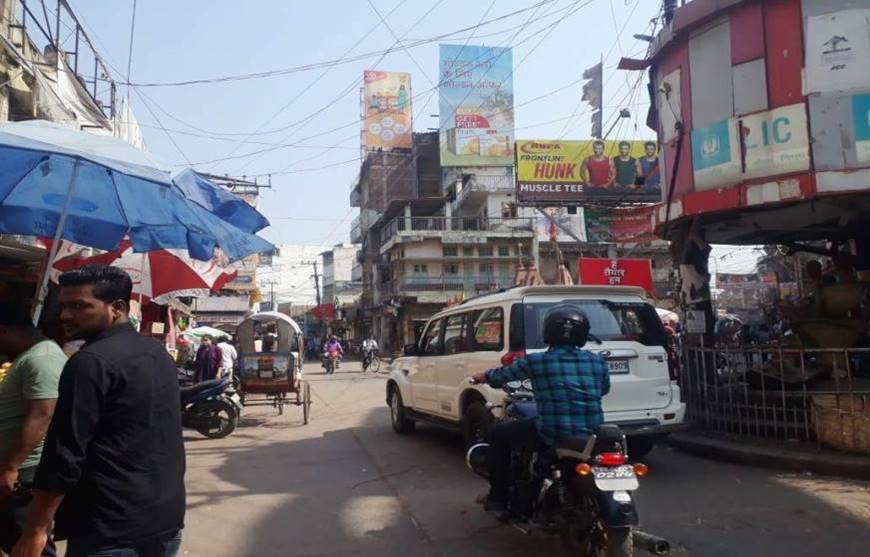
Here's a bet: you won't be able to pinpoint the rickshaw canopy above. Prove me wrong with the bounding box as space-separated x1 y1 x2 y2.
237 311 303 353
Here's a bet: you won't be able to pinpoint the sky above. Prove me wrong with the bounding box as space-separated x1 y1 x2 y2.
69 0 663 249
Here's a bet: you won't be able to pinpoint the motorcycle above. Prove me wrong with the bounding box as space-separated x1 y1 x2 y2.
322 350 340 375
181 377 243 439
466 380 670 557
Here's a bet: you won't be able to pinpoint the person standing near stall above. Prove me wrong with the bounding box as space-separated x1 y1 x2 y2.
193 335 223 383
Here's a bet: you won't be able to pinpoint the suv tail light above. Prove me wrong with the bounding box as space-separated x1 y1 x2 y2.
595 452 627 467
500 350 526 366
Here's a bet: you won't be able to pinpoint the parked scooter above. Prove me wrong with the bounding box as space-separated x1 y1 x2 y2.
466 380 670 556
181 377 242 439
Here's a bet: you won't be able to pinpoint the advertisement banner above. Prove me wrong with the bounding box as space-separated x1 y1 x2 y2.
439 44 514 166
363 71 412 150
584 205 657 244
522 206 587 242
578 258 653 292
515 139 660 203
742 103 810 179
805 9 870 95
691 118 741 191
853 93 870 163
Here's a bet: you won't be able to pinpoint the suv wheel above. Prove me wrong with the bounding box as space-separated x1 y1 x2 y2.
389 386 415 435
462 401 493 448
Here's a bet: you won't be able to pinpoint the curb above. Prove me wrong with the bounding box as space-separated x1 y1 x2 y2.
665 432 870 481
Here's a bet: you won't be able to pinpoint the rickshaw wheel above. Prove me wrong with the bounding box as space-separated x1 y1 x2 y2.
303 382 311 425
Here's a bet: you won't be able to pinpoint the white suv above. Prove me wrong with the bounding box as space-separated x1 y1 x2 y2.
386 285 686 457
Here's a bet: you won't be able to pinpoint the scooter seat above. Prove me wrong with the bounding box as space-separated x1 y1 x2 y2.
555 435 594 453
180 378 227 403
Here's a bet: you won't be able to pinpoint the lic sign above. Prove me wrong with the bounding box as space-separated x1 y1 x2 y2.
691 103 810 191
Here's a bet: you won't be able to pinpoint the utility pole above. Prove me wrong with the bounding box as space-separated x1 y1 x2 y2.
312 261 322 306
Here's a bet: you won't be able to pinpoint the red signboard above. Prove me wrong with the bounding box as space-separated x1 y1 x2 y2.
309 303 335 321
578 258 653 292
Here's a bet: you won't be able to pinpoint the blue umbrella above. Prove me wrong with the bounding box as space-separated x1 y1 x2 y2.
0 120 273 320
172 169 269 234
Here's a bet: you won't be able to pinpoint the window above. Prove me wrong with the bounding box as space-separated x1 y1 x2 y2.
567 206 578 215
498 246 510 257
443 263 459 275
443 314 469 355
443 246 458 257
463 247 476 257
420 319 444 355
479 263 494 274
413 264 429 274
478 246 494 257
471 308 504 351
520 300 668 350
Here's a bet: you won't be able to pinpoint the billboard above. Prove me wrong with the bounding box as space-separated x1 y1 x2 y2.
578 258 653 293
515 139 661 203
439 44 514 166
520 206 588 243
363 70 412 150
585 206 657 244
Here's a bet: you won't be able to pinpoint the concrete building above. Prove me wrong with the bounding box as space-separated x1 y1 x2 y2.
320 243 361 305
351 132 535 353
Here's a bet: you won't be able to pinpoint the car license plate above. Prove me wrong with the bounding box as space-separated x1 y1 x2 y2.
607 359 630 374
592 465 639 490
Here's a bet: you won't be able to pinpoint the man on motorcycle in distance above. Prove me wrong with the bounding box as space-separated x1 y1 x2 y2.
322 335 343 368
471 306 610 513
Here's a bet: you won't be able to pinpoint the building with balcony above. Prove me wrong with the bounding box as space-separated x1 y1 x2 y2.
351 132 538 353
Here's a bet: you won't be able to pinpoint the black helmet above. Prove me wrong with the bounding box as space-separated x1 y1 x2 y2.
543 306 591 347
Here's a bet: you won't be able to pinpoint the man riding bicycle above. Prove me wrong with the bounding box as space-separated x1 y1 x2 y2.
471 306 610 512
361 337 379 370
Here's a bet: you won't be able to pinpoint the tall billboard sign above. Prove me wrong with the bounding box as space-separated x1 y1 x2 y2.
515 139 660 203
363 71 412 150
439 44 514 167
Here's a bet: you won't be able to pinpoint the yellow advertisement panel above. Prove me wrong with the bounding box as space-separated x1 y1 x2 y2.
515 139 661 203
363 71 412 150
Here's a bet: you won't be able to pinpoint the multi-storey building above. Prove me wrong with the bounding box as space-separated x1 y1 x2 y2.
351 132 535 353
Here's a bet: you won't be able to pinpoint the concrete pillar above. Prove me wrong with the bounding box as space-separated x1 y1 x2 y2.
444 202 452 230
404 204 412 231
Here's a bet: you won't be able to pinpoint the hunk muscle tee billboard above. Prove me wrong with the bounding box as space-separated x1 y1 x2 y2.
515 139 661 203
439 44 514 167
363 71 412 150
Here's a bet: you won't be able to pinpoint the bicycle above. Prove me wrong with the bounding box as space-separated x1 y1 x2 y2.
362 350 383 373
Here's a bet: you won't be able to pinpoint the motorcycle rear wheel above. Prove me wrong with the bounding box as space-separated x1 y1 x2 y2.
194 400 239 439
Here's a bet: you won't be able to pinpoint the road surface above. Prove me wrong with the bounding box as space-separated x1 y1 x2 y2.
180 362 870 556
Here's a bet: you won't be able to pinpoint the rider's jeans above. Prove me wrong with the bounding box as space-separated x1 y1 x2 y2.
487 418 548 504
66 530 182 557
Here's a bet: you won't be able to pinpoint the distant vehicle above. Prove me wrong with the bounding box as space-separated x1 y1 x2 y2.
386 285 686 458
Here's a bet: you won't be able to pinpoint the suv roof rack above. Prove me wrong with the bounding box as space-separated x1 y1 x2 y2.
459 285 522 305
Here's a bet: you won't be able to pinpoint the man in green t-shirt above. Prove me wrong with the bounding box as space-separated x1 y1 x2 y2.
0 303 64 556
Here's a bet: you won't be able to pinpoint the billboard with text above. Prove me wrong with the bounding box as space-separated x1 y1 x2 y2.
439 44 514 166
515 139 660 203
363 70 412 150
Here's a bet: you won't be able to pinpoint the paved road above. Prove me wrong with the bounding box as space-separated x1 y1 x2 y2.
180 362 870 556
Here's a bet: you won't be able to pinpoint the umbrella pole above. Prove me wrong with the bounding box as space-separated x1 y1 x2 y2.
31 159 82 326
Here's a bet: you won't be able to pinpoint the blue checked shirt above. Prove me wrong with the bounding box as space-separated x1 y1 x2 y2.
485 345 610 445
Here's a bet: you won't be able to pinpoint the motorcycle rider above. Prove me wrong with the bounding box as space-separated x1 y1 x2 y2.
471 306 610 512
322 336 343 369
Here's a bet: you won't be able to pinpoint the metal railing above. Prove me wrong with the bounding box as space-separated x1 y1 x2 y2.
681 344 870 445
387 274 515 294
6 0 116 118
380 216 534 244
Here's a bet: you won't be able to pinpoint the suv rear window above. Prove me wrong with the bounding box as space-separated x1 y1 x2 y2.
519 299 667 349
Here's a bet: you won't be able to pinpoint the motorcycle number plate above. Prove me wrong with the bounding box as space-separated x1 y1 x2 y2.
607 359 630 374
592 465 638 491
259 370 274 379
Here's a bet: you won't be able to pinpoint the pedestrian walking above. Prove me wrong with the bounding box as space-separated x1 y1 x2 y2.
0 303 66 557
193 335 223 383
12 265 185 557
216 338 238 380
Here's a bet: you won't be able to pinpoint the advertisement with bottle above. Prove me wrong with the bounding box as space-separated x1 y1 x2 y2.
363 70 412 150
439 44 514 166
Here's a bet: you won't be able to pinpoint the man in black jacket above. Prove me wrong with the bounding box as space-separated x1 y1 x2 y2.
13 265 185 557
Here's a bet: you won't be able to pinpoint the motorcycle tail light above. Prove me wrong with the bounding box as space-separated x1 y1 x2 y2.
500 350 526 366
596 452 627 467
575 463 592 476
633 463 649 476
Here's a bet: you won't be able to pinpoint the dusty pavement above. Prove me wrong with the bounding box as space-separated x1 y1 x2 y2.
180 362 870 556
